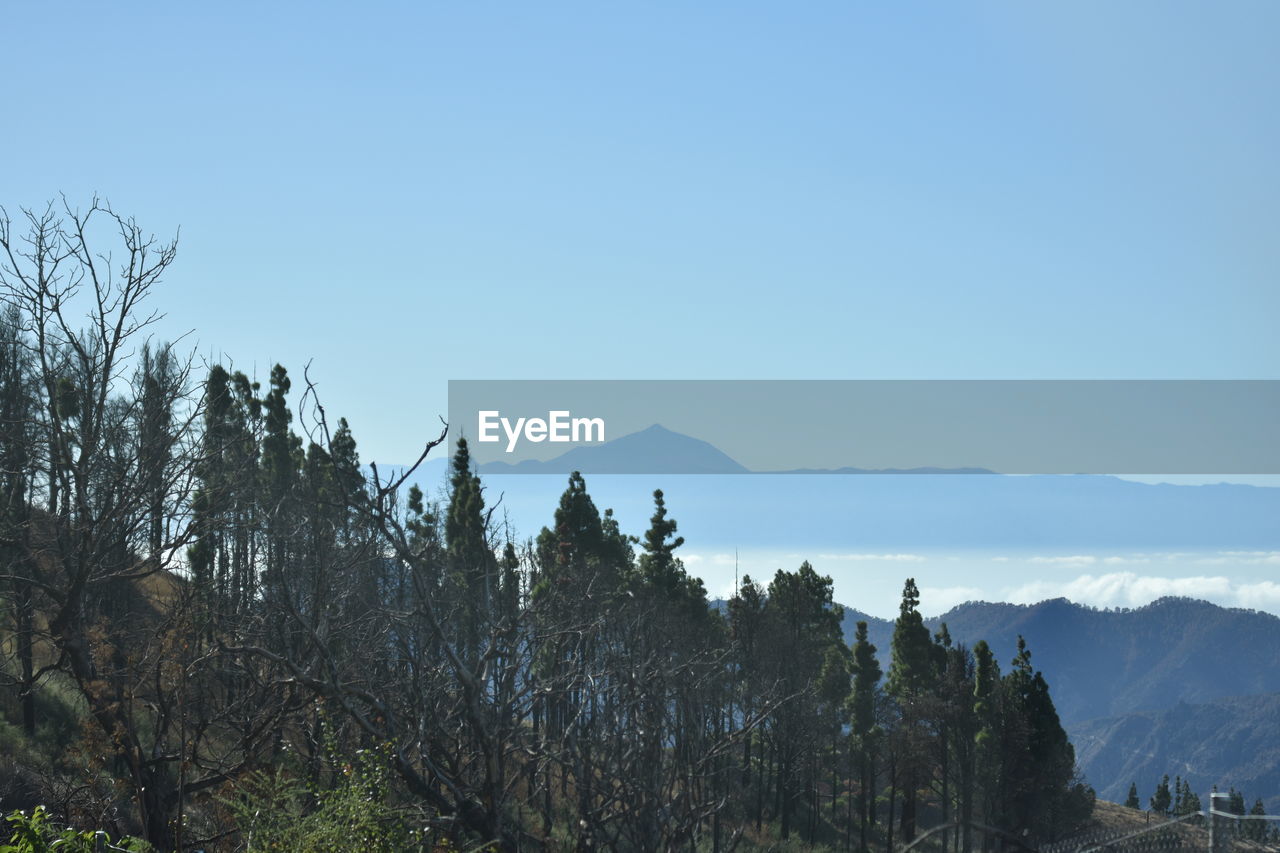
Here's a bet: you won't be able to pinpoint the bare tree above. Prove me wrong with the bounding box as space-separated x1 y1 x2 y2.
0 198 264 846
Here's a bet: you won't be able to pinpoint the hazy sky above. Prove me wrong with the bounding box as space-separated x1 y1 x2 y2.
5 3 1277 469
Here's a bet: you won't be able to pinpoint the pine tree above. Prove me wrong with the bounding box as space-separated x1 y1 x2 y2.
763 562 845 841
1248 798 1267 842
989 636 1090 838
328 417 364 516
972 639 1003 831
886 578 936 700
498 540 521 623
189 365 261 627
1125 782 1140 810
885 578 937 843
635 488 684 597
817 642 853 827
932 626 975 853
728 574 768 830
1151 775 1172 816
533 470 608 600
849 620 882 852
261 365 299 506
1182 785 1202 822
260 364 302 633
530 470 620 776
136 343 180 559
444 438 496 662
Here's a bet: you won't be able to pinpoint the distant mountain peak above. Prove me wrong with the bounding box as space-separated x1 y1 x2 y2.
479 423 749 475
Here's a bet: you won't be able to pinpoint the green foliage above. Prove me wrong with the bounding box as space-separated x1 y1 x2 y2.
1174 776 1202 817
1150 774 1172 815
261 364 301 502
633 488 709 625
225 746 419 853
444 438 501 661
1246 797 1268 843
886 578 936 700
635 489 683 592
847 620 882 848
848 620 881 741
999 636 1088 832
1 807 151 853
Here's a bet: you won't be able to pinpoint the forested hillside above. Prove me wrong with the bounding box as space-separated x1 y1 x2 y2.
845 598 1280 726
837 599 1280 813
0 202 1096 851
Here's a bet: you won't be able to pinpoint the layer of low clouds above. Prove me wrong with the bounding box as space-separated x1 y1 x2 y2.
1006 571 1280 611
1196 551 1280 566
681 549 1280 618
1237 581 1280 609
920 585 988 614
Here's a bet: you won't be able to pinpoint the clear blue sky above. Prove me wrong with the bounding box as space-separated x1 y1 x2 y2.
5 2 1278 467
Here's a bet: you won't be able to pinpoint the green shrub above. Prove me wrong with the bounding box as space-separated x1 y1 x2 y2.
0 806 152 853
225 746 421 852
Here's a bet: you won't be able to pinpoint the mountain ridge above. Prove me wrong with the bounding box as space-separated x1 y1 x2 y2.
824 595 1280 810
834 596 1280 724
711 593 1280 808
474 423 1008 475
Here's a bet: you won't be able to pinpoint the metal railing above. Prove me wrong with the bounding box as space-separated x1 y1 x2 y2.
910 792 1280 853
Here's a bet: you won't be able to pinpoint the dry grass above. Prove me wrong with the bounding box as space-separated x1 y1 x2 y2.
1055 799 1279 853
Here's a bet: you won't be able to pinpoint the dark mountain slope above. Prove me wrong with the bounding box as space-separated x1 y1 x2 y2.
1071 693 1280 810
916 597 1280 725
831 597 1280 809
723 597 1280 727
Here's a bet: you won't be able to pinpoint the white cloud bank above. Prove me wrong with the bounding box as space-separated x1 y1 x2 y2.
676 551 1280 618
920 585 989 614
1006 571 1280 612
1028 555 1098 567
1195 551 1280 566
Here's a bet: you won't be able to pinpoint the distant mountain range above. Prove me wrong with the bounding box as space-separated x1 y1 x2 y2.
477 423 997 475
827 597 1280 809
843 597 1280 725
